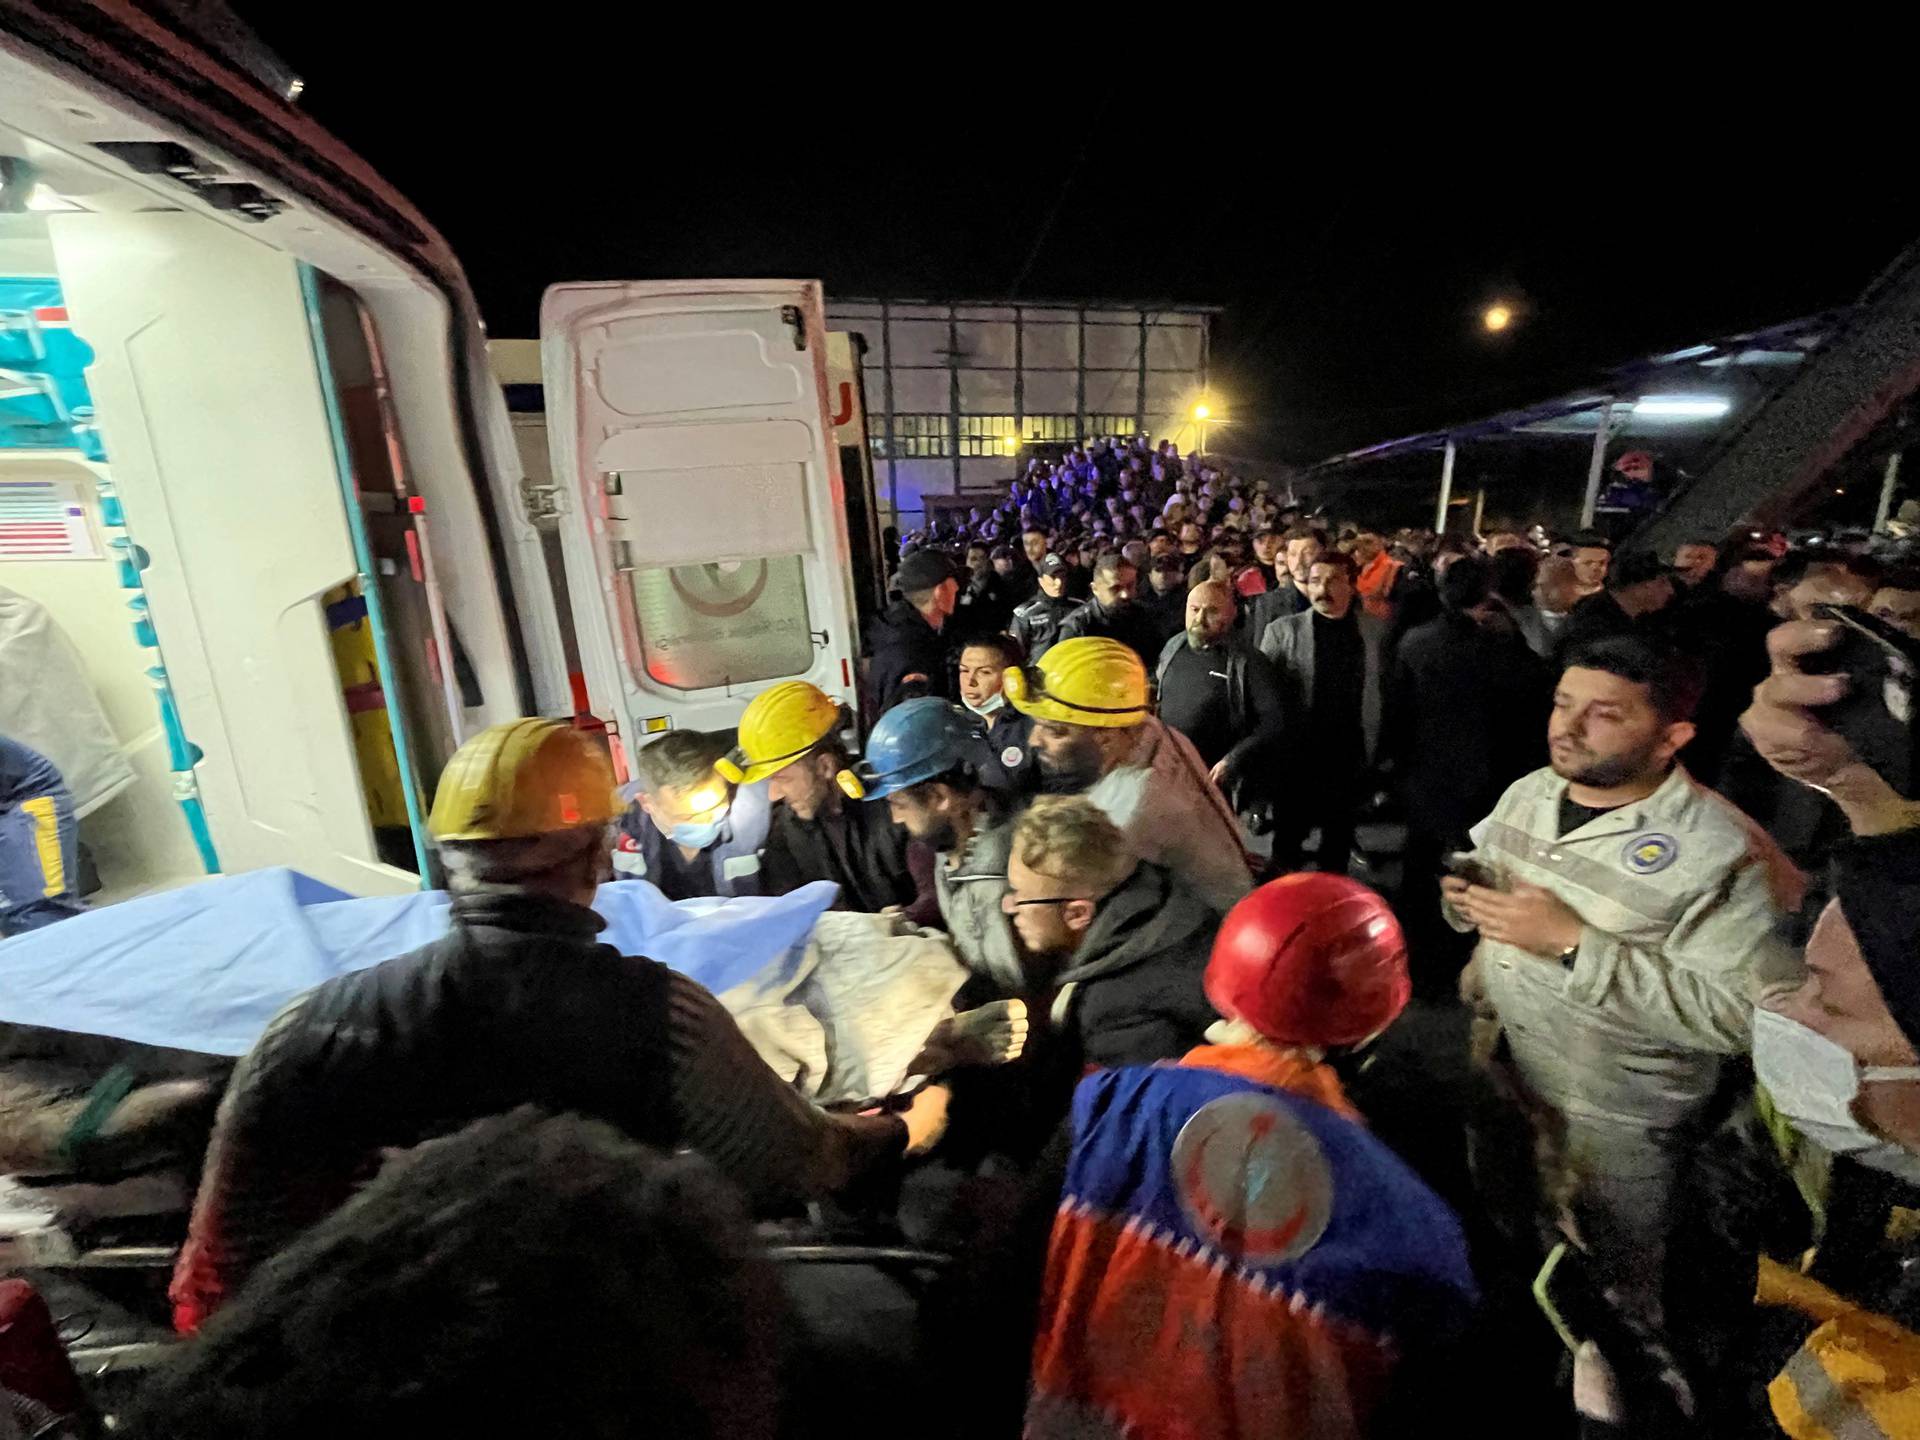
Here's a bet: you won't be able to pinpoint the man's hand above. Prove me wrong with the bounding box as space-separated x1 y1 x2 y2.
1440 875 1473 911
1208 758 1231 788
907 1000 1029 1077
899 1082 951 1156
1455 881 1584 960
1741 618 1919 836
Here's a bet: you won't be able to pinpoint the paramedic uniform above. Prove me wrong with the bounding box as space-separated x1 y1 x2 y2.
1450 763 1803 1315
0 736 84 936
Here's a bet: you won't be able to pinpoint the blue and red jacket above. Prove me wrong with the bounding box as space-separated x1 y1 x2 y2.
1029 1055 1477 1440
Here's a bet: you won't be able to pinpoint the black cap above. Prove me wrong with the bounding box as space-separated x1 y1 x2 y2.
895 549 958 594
1041 553 1071 577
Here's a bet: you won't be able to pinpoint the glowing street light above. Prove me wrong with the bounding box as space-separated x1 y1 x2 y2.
1193 403 1212 421
1482 303 1514 334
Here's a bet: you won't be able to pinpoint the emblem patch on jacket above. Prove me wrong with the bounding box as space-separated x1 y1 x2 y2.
1622 832 1678 874
1171 1092 1332 1266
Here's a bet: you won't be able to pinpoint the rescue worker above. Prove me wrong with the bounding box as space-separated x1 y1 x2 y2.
870 549 960 713
1053 553 1163 670
718 682 933 918
1009 554 1083 663
860 697 1022 995
1028 873 1477 1440
0 736 84 936
170 719 950 1331
1000 796 1219 1068
1444 635 1803 1331
614 729 770 899
955 633 1036 797
1007 637 1253 916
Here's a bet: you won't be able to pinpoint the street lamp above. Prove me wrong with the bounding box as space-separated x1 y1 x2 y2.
1482 302 1514 334
1191 399 1221 455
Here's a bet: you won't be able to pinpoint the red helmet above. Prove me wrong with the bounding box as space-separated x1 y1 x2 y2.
1205 874 1410 1049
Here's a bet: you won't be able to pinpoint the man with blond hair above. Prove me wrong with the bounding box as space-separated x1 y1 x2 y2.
1001 796 1220 1068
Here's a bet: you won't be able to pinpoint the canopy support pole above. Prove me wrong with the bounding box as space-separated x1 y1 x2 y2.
1873 450 1904 533
1435 438 1457 533
1580 401 1616 529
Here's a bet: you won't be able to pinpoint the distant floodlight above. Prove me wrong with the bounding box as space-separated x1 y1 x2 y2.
1634 395 1730 418
1482 303 1514 333
1001 433 1020 451
1193 403 1212 421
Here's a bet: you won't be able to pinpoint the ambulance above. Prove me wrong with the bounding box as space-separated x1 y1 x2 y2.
0 4 871 906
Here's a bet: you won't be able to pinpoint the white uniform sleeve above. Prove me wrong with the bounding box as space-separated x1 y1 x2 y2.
1562 850 1802 1053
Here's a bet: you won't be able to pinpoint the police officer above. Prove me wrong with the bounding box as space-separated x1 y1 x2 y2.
613 729 771 899
171 718 950 1330
954 633 1037 797
1444 634 1803 1327
1010 554 1083 663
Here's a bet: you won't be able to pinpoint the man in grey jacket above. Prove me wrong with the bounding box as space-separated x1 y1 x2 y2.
1444 635 1803 1327
1258 550 1390 873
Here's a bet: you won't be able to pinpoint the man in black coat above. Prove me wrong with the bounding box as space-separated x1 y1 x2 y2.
1010 555 1084 663
1053 553 1163 671
1154 580 1288 811
1554 549 1676 666
1385 554 1550 994
870 549 961 714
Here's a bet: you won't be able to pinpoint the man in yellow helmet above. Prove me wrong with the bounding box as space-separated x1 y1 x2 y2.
1006 637 1254 916
170 718 949 1331
721 682 932 917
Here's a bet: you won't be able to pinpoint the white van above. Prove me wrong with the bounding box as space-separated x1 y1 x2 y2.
0 9 579 900
490 305 888 776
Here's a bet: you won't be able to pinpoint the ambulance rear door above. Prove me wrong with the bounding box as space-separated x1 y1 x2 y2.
540 280 862 773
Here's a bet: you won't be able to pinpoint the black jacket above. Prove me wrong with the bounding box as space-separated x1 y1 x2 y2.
1051 861 1219 1068
761 798 920 914
1054 598 1164 671
1554 589 1636 664
1142 585 1188 651
975 705 1039 798
869 598 953 714
1243 580 1307 641
953 571 1017 643
175 893 677 1309
1010 593 1083 662
1387 611 1549 842
1153 631 1289 795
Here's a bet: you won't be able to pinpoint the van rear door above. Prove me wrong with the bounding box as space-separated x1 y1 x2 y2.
540 280 861 772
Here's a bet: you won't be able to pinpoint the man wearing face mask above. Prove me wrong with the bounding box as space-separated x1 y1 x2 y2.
955 634 1036 797
614 730 770 899
1006 637 1253 917
1601 617 1920 1437
1443 635 1804 1335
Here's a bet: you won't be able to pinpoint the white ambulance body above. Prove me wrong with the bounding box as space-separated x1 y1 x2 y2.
0 6 567 900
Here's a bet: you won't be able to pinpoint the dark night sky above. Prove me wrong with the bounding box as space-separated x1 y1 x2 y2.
232 11 1920 463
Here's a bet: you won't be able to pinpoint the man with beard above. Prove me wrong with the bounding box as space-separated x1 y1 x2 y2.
1052 554 1162 670
1154 581 1287 806
1005 637 1252 916
1442 635 1803 1333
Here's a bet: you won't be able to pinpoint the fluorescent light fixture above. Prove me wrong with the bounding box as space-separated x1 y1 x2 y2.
1633 395 1730 419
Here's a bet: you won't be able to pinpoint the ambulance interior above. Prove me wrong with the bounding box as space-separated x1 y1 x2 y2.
0 119 465 917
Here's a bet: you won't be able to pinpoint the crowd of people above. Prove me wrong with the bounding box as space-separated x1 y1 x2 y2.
7 432 1920 1437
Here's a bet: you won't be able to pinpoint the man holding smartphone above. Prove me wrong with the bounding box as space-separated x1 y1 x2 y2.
1442 635 1804 1332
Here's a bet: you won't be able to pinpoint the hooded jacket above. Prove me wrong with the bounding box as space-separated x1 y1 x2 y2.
1049 860 1221 1069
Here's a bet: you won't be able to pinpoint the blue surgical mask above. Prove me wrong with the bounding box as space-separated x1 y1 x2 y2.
964 693 1006 718
668 816 726 850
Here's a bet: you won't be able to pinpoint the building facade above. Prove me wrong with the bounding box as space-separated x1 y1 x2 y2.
825 298 1217 529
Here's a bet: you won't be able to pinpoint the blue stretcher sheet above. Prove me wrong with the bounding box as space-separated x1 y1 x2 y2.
0 868 838 1057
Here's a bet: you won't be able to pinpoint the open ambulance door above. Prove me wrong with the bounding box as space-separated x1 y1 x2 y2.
540 280 863 773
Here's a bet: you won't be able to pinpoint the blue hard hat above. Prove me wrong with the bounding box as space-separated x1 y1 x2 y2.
857 698 989 800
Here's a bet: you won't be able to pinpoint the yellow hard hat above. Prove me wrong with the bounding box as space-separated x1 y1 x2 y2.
428 718 620 841
1004 637 1149 728
715 681 864 798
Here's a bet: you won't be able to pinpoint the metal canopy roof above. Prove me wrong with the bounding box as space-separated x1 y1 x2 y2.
1312 313 1842 470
